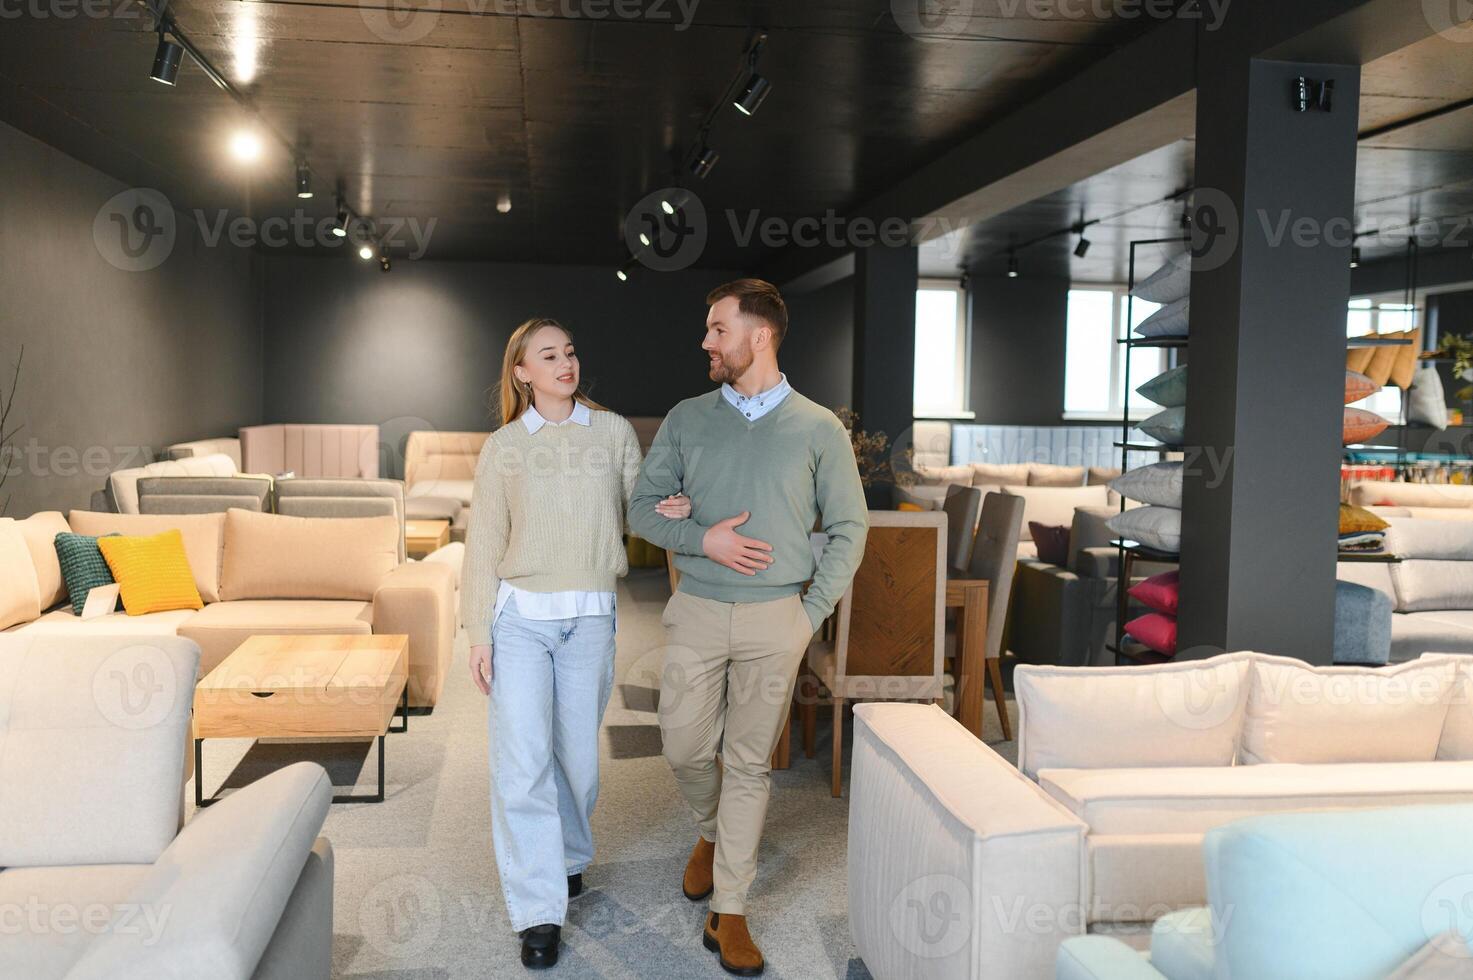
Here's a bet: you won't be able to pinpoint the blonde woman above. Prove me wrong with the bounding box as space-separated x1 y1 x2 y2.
464 317 688 969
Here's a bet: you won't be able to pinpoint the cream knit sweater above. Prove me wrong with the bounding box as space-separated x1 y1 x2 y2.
462 408 643 647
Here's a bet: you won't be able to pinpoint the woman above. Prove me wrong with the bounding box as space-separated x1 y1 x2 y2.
464 317 688 969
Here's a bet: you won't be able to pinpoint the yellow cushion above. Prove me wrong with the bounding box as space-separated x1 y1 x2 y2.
96 530 203 616
1339 503 1390 535
897 501 926 512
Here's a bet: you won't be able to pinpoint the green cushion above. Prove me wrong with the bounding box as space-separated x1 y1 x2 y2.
53 532 120 617
1137 364 1187 408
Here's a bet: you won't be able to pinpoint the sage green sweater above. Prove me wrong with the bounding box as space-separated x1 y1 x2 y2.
462 409 643 647
628 389 868 631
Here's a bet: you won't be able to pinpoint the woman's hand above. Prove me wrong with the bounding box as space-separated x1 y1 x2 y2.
470 644 492 695
655 493 692 520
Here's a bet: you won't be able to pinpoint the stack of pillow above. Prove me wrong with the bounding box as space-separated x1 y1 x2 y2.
1123 570 1179 657
1338 502 1390 555
52 527 202 618
1342 368 1391 445
1106 358 1187 556
1130 250 1191 339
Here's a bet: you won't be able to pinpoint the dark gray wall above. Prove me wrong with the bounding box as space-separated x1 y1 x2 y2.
966 274 1072 424
0 120 263 517
784 275 854 412
261 257 753 478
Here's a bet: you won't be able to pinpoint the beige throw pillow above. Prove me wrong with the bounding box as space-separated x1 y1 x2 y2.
0 518 42 631
221 509 398 601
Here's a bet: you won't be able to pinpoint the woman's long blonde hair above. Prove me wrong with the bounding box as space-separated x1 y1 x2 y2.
493 317 608 428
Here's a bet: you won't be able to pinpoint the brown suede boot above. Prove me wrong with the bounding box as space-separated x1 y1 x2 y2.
703 912 764 976
682 837 716 900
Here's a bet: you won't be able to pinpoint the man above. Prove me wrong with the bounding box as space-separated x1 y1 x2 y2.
629 278 867 976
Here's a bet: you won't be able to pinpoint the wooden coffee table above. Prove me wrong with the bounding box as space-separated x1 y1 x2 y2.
405 519 450 558
193 633 410 806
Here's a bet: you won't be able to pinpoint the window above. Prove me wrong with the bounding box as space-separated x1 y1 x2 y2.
913 279 972 418
1063 286 1166 420
1347 297 1422 419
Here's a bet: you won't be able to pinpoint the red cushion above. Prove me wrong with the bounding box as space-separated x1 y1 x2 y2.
1128 570 1180 616
1029 522 1070 566
1343 408 1390 446
1125 612 1178 656
1344 370 1378 405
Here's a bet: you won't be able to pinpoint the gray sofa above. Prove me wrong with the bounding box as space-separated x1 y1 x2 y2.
1339 517 1473 662
0 633 333 979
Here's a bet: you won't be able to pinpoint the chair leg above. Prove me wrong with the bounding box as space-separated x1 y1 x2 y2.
831 697 846 798
987 658 1012 741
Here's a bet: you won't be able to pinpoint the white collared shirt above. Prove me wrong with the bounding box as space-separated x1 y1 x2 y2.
492 399 616 626
721 373 792 421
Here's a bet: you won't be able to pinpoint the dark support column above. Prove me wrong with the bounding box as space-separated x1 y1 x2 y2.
1177 47 1361 664
852 244 917 500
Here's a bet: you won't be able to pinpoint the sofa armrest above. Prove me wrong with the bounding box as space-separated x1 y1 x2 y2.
374 560 456 708
1011 559 1099 667
1075 546 1118 580
1056 937 1166 980
66 762 332 980
849 703 1087 980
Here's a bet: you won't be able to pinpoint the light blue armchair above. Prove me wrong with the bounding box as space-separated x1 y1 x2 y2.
1057 803 1473 980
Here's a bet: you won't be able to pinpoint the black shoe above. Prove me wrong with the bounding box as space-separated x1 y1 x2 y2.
567 873 583 898
520 924 560 969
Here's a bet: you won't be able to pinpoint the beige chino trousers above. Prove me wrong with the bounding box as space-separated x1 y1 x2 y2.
658 590 815 915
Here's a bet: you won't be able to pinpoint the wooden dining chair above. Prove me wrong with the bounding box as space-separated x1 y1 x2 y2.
963 492 1025 740
801 510 946 797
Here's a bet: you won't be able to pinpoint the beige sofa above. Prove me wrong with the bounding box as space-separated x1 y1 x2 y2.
1338 517 1473 661
849 651 1473 979
240 423 379 479
0 633 333 979
0 509 455 708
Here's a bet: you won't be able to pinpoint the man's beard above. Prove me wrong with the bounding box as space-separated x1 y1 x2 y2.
708 340 754 384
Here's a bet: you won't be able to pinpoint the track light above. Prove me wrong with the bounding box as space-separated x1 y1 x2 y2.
733 73 770 116
358 243 374 260
229 130 261 162
151 30 184 85
379 248 391 273
1007 251 1019 278
616 258 638 282
638 231 652 247
295 162 313 199
497 194 512 214
1350 245 1361 269
690 145 719 179
1074 237 1091 258
333 204 350 238
660 188 690 215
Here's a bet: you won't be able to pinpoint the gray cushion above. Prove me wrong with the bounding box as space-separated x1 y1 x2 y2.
1334 580 1393 665
1137 364 1187 409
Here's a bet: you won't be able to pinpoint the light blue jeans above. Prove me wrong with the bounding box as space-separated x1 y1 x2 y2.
488 593 616 931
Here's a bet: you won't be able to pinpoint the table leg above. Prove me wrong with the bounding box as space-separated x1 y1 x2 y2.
389 684 408 733
955 586 988 740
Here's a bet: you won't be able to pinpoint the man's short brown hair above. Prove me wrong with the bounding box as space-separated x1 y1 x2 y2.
706 278 789 349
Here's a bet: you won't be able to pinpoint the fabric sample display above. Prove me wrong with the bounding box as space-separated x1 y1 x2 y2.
1408 364 1449 430
1139 407 1187 446
1128 570 1180 616
1130 252 1191 304
1106 506 1182 554
1134 296 1190 338
1109 461 1184 508
1344 370 1378 405
1343 407 1390 446
1137 365 1187 409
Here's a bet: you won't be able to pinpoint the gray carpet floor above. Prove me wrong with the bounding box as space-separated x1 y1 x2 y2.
187 568 1017 979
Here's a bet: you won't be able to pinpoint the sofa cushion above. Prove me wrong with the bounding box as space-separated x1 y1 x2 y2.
1351 481 1473 509
1391 612 1473 663
0 864 155 978
1003 484 1115 543
1087 833 1208 920
97 529 204 616
177 599 373 676
106 452 237 515
0 518 42 631
0 635 199 868
914 463 974 487
1149 907 1215 980
1436 660 1473 761
220 509 398 602
1240 654 1458 764
68 510 225 603
53 531 118 618
1014 652 1254 780
14 606 197 637
1038 761 1473 837
1027 463 1085 487
1389 520 1473 611
406 478 475 504
16 511 70 609
968 462 1030 486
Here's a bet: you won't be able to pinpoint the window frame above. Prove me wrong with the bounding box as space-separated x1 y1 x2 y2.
913 277 975 420
1062 284 1166 422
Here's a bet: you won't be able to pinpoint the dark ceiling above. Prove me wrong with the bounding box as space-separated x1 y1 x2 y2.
0 0 1175 267
933 31 1473 283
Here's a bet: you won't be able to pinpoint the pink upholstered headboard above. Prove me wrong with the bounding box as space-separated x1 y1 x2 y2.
239 424 379 478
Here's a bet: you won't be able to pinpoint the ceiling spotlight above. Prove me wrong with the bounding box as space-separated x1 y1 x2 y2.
359 243 374 260
690 145 720 179
229 130 262 162
379 249 391 273
733 72 771 116
616 258 638 282
1074 237 1091 258
1007 251 1019 278
150 30 184 85
1349 245 1361 269
638 231 652 247
660 188 690 215
333 204 350 238
497 194 512 214
295 162 313 199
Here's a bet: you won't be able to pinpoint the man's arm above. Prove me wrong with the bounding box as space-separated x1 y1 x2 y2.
628 412 709 555
803 419 869 630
